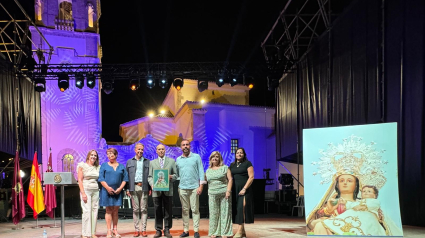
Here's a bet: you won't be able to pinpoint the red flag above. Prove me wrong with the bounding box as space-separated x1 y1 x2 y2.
44 152 56 218
46 152 53 172
27 152 45 219
12 151 26 224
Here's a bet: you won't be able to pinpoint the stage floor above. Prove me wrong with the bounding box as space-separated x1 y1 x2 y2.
0 215 424 238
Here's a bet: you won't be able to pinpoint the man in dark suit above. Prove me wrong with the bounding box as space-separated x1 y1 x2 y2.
148 144 177 238
126 143 151 237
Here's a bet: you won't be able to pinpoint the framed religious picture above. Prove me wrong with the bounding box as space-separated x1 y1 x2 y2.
153 169 169 191
303 123 403 236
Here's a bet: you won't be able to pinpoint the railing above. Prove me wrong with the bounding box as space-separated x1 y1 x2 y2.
54 18 74 31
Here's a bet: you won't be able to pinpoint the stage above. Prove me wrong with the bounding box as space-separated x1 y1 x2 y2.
1 215 424 238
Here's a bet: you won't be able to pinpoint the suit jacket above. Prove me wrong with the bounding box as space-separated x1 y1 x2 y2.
148 156 177 197
126 156 150 192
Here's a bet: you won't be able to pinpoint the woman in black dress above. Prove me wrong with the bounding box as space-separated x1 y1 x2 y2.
229 148 254 238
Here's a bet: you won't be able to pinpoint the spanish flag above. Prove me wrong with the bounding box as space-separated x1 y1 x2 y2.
27 152 45 219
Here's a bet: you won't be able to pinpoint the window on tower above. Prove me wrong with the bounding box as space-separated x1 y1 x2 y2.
231 139 239 154
35 0 42 21
59 1 73 20
88 4 94 28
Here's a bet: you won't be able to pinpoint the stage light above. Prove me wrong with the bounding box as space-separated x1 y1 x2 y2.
87 74 96 89
173 78 183 91
34 77 46 92
146 74 155 89
248 83 254 89
19 170 25 178
102 80 114 94
130 78 140 91
148 111 155 118
75 74 84 89
58 73 69 92
230 76 238 87
216 73 225 87
197 78 208 92
159 75 168 89
200 99 206 104
160 109 165 114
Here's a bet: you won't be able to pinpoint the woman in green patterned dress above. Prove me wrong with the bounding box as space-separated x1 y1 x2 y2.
205 151 233 238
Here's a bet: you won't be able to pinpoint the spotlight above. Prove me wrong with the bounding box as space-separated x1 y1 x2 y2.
216 72 226 87
75 74 84 89
130 78 140 91
160 109 165 114
146 74 155 89
148 111 155 118
19 170 25 178
87 74 96 89
248 83 254 89
58 73 69 92
34 77 46 92
102 80 114 94
200 99 206 104
159 74 168 89
230 76 238 87
197 78 208 92
173 78 183 91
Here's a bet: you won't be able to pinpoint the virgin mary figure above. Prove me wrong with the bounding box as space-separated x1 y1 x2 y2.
306 137 403 236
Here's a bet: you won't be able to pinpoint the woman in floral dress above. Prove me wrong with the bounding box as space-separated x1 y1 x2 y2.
205 151 233 238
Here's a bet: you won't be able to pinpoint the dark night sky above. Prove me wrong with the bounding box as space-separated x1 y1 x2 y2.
99 1 286 142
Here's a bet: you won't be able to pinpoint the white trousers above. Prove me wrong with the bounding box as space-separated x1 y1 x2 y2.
130 185 148 231
80 189 99 236
178 188 200 232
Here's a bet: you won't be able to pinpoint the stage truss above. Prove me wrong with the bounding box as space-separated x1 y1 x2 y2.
0 1 53 72
29 61 268 87
261 0 353 78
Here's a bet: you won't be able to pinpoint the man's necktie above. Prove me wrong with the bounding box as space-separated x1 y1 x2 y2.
160 158 164 168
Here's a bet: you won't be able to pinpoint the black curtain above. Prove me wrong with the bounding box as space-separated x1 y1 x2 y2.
276 0 425 227
0 59 42 163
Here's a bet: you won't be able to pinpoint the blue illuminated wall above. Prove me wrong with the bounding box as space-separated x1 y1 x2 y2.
30 0 102 175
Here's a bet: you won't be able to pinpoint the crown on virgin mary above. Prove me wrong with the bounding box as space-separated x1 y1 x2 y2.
312 135 388 189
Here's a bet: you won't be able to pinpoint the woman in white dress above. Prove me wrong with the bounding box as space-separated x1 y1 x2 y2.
77 150 100 238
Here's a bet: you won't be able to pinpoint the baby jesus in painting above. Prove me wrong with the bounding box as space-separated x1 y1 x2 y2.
314 185 387 236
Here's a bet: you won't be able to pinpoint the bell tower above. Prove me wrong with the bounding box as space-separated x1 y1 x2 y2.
30 0 102 175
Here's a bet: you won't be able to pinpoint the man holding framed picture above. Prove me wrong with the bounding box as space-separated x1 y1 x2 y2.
148 144 177 238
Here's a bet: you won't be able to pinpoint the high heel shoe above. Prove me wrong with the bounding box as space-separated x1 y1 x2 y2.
242 227 247 238
106 230 112 238
112 228 121 238
234 231 243 238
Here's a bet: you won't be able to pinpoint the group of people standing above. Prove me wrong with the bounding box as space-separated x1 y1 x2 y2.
77 140 254 238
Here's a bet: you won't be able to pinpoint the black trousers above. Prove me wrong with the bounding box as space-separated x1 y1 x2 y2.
153 193 173 231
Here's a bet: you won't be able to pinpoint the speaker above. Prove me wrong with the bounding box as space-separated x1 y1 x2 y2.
278 189 296 202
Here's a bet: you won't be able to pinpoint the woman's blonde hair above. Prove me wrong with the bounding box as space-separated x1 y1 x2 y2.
209 151 224 168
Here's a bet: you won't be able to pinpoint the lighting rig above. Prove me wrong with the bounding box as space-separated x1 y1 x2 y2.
29 62 261 93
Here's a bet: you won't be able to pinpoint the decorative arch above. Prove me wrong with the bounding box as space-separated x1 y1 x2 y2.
58 0 73 20
56 148 80 179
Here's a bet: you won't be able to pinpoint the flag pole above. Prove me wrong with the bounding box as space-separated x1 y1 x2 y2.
12 223 21 230
32 216 41 229
50 208 59 228
12 62 21 231
47 148 59 228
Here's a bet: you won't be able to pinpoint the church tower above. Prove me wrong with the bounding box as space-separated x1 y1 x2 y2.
30 0 102 174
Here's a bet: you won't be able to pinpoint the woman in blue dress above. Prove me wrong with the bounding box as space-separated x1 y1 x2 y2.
98 148 128 238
